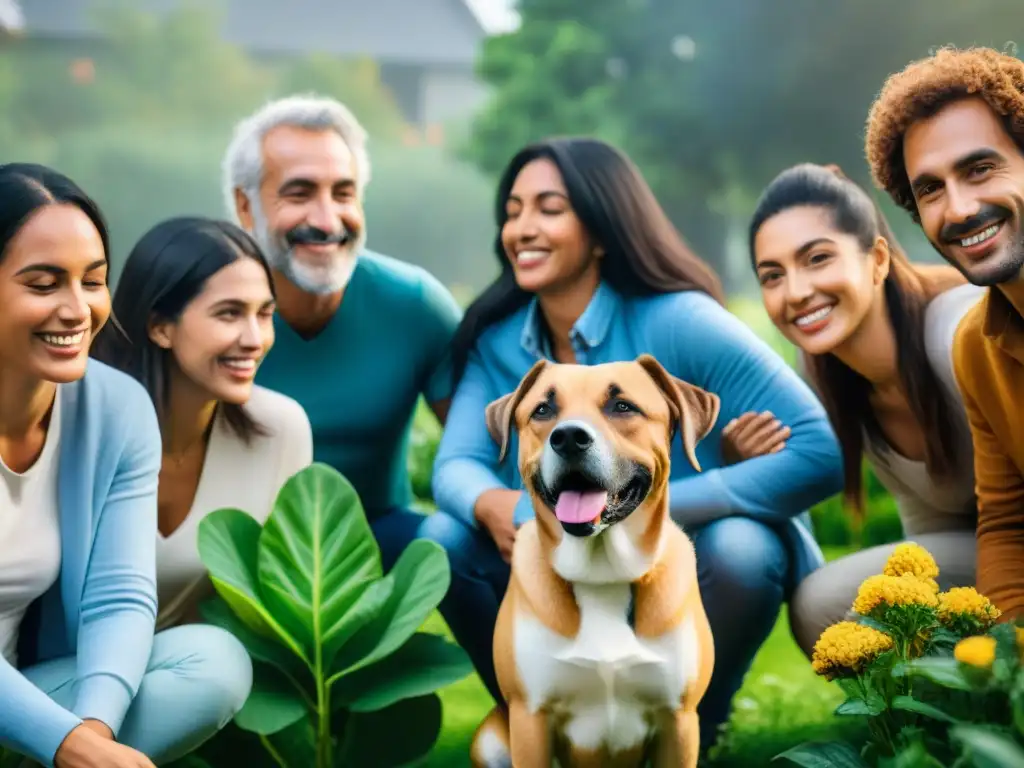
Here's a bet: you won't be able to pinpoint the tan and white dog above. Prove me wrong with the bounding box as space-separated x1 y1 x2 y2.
469 354 720 768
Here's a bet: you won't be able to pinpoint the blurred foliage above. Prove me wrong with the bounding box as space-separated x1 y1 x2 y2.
0 1 498 290
275 53 408 143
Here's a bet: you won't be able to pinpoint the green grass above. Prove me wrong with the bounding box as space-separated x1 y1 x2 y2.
422 546 864 766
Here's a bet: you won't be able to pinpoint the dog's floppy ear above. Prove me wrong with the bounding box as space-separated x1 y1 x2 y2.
485 359 549 463
635 354 720 472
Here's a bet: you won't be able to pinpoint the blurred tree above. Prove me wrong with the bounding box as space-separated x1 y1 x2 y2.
85 0 274 129
275 54 408 143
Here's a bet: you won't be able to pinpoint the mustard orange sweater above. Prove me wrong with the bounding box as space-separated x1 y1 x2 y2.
952 284 1024 619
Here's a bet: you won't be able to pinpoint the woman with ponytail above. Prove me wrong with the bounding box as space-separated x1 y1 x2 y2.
748 163 983 657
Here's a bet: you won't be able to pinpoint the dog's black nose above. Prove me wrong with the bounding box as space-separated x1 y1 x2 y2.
550 423 593 458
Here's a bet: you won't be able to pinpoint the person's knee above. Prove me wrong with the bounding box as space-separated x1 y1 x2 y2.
787 568 851 658
162 624 253 722
696 517 788 605
418 510 480 576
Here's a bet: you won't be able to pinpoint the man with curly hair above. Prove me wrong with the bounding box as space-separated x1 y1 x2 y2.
865 46 1024 618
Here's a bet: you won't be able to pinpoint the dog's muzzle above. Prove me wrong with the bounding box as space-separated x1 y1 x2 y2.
534 420 653 538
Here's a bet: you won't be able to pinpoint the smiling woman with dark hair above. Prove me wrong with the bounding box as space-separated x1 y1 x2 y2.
418 137 845 750
748 162 983 657
94 216 314 632
0 166 249 768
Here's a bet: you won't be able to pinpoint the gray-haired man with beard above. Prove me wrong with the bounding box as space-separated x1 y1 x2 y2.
223 94 462 570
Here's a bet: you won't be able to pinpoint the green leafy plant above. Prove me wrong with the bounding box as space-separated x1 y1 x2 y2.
775 542 1024 767
194 463 472 767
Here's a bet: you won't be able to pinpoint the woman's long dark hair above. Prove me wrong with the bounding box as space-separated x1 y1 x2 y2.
749 163 966 512
91 217 275 443
449 137 725 386
0 163 123 348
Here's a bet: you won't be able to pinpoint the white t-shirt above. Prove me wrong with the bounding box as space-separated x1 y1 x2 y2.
864 283 985 534
156 386 312 629
0 392 63 665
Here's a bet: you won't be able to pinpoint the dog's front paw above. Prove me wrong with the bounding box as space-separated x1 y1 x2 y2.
470 706 513 768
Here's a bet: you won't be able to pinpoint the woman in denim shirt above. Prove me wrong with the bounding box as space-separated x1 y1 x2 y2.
419 138 844 747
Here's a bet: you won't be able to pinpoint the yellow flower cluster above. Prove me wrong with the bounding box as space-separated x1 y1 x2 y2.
811 542 1008 683
853 573 939 616
954 635 996 668
812 621 895 680
937 587 1001 626
882 542 940 592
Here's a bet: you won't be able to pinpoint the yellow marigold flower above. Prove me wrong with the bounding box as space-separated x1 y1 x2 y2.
852 573 939 616
954 635 996 668
812 621 894 680
1016 627 1024 648
883 542 939 583
937 587 1001 625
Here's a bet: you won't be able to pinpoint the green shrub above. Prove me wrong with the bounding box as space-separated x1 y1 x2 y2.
861 495 904 549
811 496 853 548
408 400 442 504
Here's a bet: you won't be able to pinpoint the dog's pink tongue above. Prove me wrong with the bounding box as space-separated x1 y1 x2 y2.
554 490 608 524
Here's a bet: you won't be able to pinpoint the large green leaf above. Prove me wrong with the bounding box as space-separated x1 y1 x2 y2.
950 725 1024 767
257 464 383 661
234 662 310 735
329 539 451 679
834 697 884 717
891 657 973 691
333 632 472 713
165 757 215 768
200 597 309 683
891 695 960 724
335 694 443 768
197 509 307 664
191 719 316 768
774 740 869 767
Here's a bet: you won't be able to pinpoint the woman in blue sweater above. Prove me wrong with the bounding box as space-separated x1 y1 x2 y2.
0 164 251 768
419 138 844 747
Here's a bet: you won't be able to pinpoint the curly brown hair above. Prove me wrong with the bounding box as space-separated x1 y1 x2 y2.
865 46 1024 219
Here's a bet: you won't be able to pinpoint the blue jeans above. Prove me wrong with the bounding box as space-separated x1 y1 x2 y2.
418 512 789 748
369 506 428 572
21 624 252 764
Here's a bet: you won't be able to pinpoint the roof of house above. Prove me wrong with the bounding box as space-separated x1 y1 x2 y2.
17 0 486 65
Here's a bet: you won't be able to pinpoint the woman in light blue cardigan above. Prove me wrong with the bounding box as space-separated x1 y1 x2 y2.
419 138 845 750
0 164 251 768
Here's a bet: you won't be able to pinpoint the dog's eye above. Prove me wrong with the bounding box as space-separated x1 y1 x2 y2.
609 398 639 415
531 402 555 420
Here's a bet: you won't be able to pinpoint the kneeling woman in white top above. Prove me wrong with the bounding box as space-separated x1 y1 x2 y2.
94 217 312 630
747 163 984 657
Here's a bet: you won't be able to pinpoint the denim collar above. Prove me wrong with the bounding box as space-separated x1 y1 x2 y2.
519 281 620 359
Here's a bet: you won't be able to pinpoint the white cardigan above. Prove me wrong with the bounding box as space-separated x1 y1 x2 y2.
155 385 313 629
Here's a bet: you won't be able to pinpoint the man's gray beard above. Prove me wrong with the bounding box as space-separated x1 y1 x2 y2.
250 204 364 296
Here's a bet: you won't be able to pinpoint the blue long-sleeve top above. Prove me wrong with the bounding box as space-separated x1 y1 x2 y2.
432 282 844 588
2 360 162 767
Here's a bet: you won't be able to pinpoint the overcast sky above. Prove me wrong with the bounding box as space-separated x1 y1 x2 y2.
464 0 519 34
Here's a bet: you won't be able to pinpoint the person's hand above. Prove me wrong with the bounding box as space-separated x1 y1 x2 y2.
721 411 790 465
80 720 113 740
54 724 155 768
474 489 520 564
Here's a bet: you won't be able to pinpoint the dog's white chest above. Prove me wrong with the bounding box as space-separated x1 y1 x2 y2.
514 582 700 753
